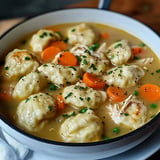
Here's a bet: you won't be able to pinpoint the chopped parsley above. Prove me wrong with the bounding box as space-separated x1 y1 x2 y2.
25 56 31 60
69 66 77 71
25 98 30 103
64 92 73 99
112 127 120 134
79 97 84 101
63 37 69 43
48 106 53 111
89 64 97 70
49 84 58 91
89 43 100 51
114 43 122 48
139 42 146 47
156 69 160 73
86 97 91 102
134 91 139 96
71 28 76 32
76 55 82 62
4 66 9 70
82 59 88 65
150 104 157 109
62 111 76 118
79 108 88 113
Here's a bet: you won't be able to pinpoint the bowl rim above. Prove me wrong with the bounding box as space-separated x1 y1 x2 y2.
0 8 160 146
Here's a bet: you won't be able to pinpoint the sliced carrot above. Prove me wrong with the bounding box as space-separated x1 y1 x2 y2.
82 72 106 89
100 32 109 39
41 46 61 61
57 95 65 110
51 41 67 50
57 51 79 66
0 92 12 101
107 87 128 102
131 47 143 55
139 84 160 102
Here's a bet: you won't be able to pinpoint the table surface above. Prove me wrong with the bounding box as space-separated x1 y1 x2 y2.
0 0 159 159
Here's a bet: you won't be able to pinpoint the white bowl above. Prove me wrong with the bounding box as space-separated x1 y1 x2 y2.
0 8 160 160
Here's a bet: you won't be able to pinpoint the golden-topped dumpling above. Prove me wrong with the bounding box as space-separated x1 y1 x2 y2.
60 109 103 142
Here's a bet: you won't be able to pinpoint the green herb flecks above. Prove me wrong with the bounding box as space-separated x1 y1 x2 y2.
64 92 73 99
89 43 100 51
62 111 76 118
79 108 88 113
49 84 58 91
112 127 120 134
150 104 157 109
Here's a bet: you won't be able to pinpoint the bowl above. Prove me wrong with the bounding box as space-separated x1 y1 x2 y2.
0 8 160 160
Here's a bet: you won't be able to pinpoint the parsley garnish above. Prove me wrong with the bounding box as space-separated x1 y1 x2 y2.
89 43 99 51
49 84 58 91
79 108 88 113
62 112 76 118
64 92 73 99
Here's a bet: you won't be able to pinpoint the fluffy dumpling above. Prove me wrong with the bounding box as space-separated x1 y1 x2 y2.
17 92 57 131
2 49 39 80
108 95 147 129
62 82 107 109
103 64 145 88
106 40 132 66
68 23 96 46
12 72 47 100
60 109 103 142
38 63 82 86
30 29 61 52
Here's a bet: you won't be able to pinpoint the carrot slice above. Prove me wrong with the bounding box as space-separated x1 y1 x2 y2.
82 72 106 89
107 87 128 102
139 84 160 102
0 92 12 101
57 51 79 66
131 47 143 55
100 32 109 39
41 46 61 61
57 95 65 110
51 41 67 50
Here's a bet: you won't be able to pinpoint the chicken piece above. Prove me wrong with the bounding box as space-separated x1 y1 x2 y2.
30 29 61 52
2 49 39 80
17 92 57 131
80 53 109 76
106 40 132 66
103 64 145 88
12 72 48 100
68 23 96 46
38 63 82 86
95 42 108 59
132 57 154 67
60 109 103 142
62 82 107 109
108 95 147 129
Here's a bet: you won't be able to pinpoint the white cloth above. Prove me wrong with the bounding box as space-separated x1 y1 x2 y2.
0 129 29 160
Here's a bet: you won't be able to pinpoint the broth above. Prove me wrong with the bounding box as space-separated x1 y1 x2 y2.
0 22 159 143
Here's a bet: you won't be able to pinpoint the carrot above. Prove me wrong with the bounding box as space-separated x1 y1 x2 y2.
139 84 160 102
82 72 106 89
106 87 128 102
41 46 61 61
131 47 143 55
101 32 109 39
57 95 65 110
0 92 12 101
51 41 67 50
57 51 79 66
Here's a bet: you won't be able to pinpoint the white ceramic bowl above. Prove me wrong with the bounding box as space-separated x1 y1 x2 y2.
0 9 160 160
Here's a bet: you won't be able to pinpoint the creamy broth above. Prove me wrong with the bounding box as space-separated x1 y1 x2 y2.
0 23 160 142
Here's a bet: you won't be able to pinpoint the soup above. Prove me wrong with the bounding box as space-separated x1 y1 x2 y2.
0 22 159 143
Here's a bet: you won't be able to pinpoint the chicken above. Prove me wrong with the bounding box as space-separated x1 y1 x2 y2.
107 95 147 129
2 49 39 80
62 82 107 109
103 64 145 88
106 40 132 66
17 92 57 131
38 63 82 86
12 72 47 100
68 23 96 46
60 109 103 142
30 29 61 52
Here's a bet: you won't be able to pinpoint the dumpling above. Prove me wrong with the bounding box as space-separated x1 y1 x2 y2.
60 109 103 142
30 29 61 52
103 64 145 88
108 95 147 129
68 23 96 46
12 72 47 100
106 40 132 66
2 49 39 80
38 63 82 86
17 92 57 131
62 82 107 109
